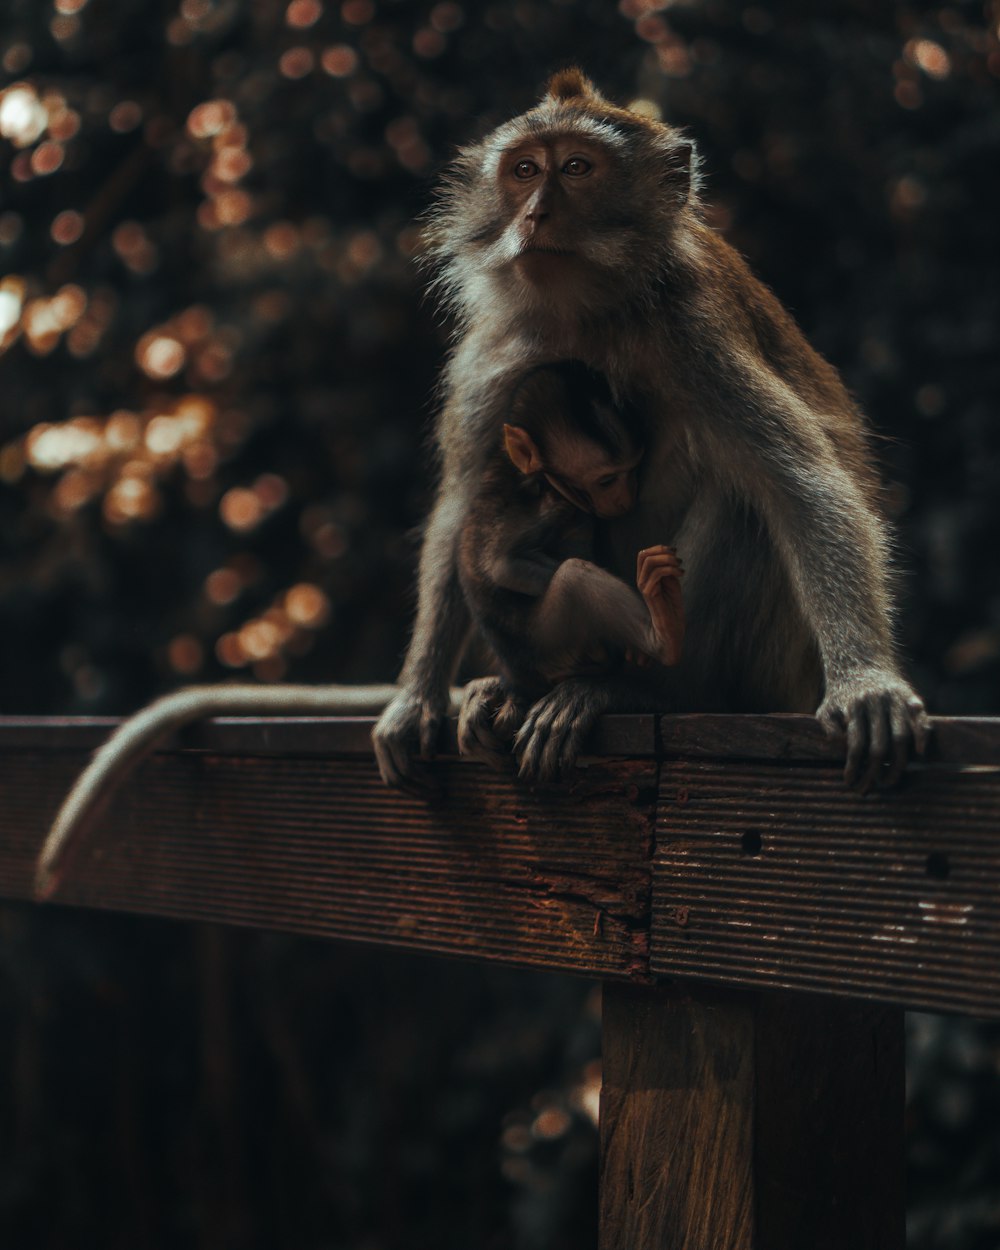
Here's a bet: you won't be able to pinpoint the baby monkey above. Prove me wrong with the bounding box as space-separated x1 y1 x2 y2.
457 362 683 761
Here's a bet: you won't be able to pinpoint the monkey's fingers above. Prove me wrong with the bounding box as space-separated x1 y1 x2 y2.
457 678 516 770
515 681 600 783
636 548 682 590
493 692 528 744
844 706 868 789
515 703 552 781
636 543 677 569
886 700 915 788
372 691 440 787
820 677 930 792
641 568 686 645
638 559 684 599
910 697 932 757
859 700 892 795
884 695 931 787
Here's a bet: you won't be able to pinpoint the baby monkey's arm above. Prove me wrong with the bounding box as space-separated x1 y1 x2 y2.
636 545 685 666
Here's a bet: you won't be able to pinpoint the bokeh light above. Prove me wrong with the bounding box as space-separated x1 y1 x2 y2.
0 83 48 146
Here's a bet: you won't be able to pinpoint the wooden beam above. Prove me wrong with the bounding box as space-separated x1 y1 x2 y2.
652 731 1000 1018
599 981 904 1250
2 713 999 1016
0 723 656 980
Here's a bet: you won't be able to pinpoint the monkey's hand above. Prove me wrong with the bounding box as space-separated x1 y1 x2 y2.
514 677 631 783
457 676 527 770
817 668 930 793
637 545 685 666
372 688 447 787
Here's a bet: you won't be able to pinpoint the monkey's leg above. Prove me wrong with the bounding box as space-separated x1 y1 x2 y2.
504 558 676 784
533 557 663 668
372 491 472 786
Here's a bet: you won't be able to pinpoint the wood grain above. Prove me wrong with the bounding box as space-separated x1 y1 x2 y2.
0 741 656 980
600 982 903 1250
652 759 1000 1017
600 982 754 1250
2 712 1000 1015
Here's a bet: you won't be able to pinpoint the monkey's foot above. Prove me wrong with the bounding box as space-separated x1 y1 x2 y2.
457 677 525 770
817 668 930 792
513 677 617 783
372 688 447 787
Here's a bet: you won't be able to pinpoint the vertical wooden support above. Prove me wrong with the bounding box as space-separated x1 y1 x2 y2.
599 981 904 1250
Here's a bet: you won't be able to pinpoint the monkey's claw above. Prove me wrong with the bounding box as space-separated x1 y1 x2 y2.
372 689 445 787
817 670 930 793
457 677 524 770
514 678 607 783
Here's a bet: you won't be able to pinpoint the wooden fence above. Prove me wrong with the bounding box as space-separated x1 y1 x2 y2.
1 712 997 1248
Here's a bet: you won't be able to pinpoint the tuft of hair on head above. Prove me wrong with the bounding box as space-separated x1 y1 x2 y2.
544 68 601 103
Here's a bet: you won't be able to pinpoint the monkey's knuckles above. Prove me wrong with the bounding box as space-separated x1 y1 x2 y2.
818 677 929 792
457 692 510 770
372 691 445 786
514 684 598 782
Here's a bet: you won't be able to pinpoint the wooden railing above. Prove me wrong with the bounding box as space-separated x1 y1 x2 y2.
2 712 997 1249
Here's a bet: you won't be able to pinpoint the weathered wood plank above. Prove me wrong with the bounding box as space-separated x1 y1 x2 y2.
657 713 1000 766
0 713 657 757
599 982 904 1250
652 760 1000 1017
0 711 993 763
600 982 754 1250
3 712 1000 1012
0 743 655 980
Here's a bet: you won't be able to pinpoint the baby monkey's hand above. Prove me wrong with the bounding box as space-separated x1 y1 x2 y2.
636 545 685 667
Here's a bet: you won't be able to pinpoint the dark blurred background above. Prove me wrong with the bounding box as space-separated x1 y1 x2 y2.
0 0 998 1246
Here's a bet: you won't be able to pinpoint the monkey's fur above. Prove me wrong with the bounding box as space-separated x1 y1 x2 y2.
36 71 926 899
373 68 927 786
458 361 682 707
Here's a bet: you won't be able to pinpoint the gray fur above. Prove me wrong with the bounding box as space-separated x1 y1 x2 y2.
374 76 928 787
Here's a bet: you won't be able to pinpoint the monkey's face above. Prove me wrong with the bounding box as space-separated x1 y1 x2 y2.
424 71 698 321
497 135 619 282
543 429 644 519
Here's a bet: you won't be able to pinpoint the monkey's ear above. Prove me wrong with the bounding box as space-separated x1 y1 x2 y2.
545 68 601 103
503 424 544 475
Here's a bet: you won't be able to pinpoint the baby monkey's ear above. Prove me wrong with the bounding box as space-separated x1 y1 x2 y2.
503 424 544 475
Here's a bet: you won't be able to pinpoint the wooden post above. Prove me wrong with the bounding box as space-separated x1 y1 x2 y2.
599 981 904 1250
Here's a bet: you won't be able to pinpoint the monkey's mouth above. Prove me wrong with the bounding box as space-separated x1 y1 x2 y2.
522 246 575 255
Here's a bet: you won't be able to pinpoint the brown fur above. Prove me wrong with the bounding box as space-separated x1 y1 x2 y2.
35 74 929 894
457 362 677 698
375 72 927 786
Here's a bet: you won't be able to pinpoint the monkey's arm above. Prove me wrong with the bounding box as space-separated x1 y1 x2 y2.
372 488 472 786
720 371 929 789
36 682 461 900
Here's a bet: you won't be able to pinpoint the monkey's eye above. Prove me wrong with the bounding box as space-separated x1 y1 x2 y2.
513 159 540 180
562 157 593 177
597 474 621 489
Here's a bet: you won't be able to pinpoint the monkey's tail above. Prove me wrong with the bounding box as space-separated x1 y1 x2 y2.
34 683 447 903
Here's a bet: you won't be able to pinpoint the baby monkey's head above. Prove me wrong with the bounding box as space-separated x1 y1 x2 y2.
502 361 644 519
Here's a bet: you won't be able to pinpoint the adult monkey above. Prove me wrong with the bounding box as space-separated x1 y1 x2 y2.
373 68 928 788
35 70 927 900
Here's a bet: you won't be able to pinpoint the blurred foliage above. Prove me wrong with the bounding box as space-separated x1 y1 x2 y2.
1 0 999 1246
